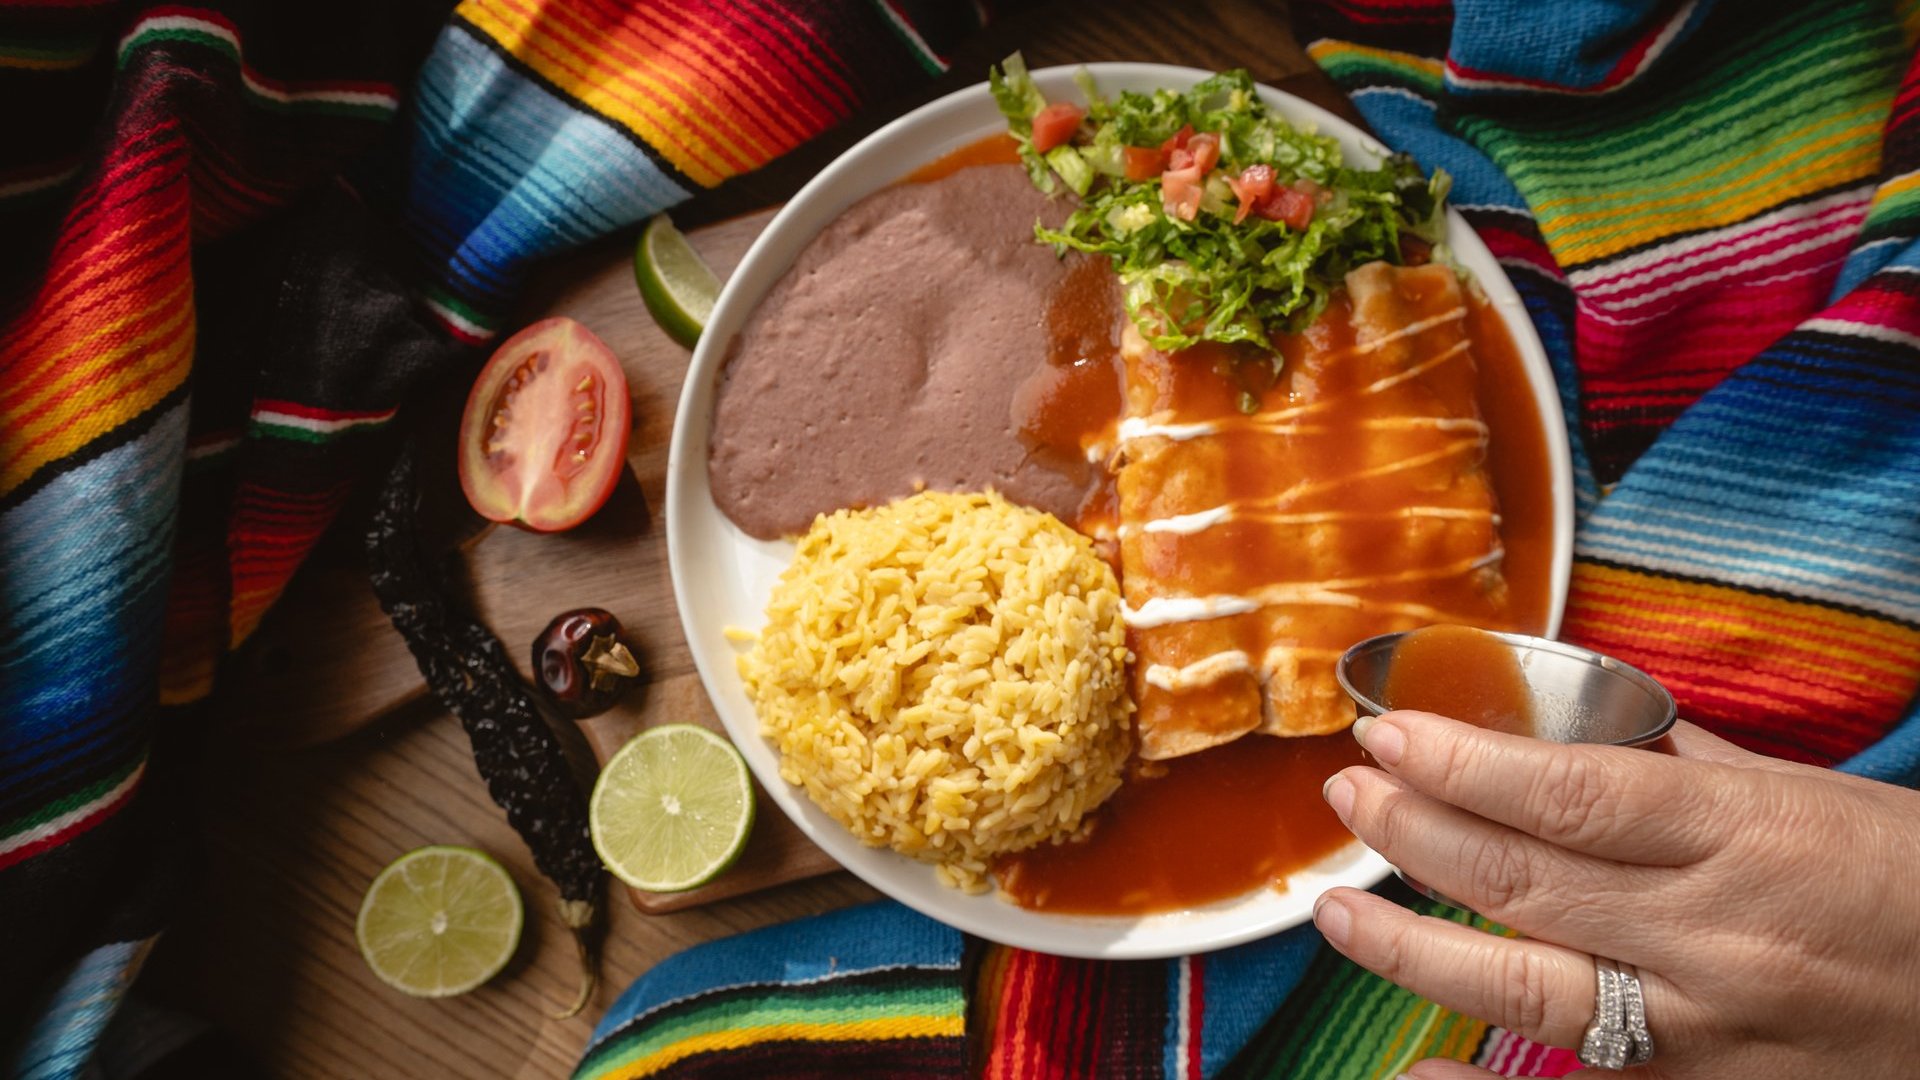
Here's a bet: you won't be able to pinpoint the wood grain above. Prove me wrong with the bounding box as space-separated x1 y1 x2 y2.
143 6 1336 1076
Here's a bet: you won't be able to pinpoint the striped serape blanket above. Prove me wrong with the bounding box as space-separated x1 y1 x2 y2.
2 1 1000 1075
577 2 1920 1078
5 1 1919 1078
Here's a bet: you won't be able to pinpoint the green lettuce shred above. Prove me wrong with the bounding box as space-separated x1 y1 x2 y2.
986 54 1451 353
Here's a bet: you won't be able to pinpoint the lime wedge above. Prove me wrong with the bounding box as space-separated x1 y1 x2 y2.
591 724 754 892
355 845 523 998
634 214 721 349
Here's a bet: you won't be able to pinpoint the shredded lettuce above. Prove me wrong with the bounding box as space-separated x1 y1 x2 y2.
988 53 1054 194
987 54 1451 353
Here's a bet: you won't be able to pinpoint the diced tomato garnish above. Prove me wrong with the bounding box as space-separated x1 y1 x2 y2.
1161 166 1204 221
1227 164 1276 224
1254 185 1316 230
1160 130 1223 222
1186 132 1220 176
1123 145 1165 181
1031 102 1085 154
1400 234 1433 266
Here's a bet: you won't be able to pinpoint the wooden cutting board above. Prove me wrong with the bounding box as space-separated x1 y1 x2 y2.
222 208 845 913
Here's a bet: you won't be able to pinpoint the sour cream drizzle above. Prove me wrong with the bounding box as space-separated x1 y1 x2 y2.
1129 504 1499 538
1121 547 1504 629
1351 305 1466 354
1145 643 1354 693
1144 650 1253 691
1116 300 1491 640
1362 339 1471 395
1115 326 1475 451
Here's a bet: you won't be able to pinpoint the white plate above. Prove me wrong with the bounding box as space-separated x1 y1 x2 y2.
667 64 1574 959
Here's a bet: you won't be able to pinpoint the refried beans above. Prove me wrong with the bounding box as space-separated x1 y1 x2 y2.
708 163 1122 540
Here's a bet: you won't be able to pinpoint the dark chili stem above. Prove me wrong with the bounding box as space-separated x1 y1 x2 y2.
366 438 603 1017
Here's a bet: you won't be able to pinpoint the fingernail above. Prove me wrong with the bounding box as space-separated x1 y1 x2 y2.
1322 773 1355 822
1351 712 1375 746
1356 716 1405 766
1313 894 1352 947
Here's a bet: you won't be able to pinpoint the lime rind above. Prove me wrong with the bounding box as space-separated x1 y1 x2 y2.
355 845 524 998
634 215 721 349
591 723 755 892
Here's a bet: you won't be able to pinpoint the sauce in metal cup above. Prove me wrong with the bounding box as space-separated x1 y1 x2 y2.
1335 628 1678 911
1338 628 1676 748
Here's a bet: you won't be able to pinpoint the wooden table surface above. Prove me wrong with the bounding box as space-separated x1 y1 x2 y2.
139 4 1348 1076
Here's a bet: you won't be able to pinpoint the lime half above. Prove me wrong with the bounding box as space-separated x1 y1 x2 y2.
591 724 754 892
356 845 523 998
634 214 721 349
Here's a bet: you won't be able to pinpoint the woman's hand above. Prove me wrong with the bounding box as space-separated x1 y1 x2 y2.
1313 712 1920 1078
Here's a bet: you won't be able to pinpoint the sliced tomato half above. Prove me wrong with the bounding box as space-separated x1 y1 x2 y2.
457 317 631 532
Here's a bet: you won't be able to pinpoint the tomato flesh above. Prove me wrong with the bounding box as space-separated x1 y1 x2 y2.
1161 164 1204 221
1228 164 1276 224
1031 103 1085 154
457 317 631 532
1185 133 1220 175
1255 185 1316 231
1123 145 1165 181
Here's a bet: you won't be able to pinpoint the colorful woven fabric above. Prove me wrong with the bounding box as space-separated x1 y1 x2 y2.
2 5 445 1072
570 3 1920 1080
404 0 994 342
11 1 1920 1078
1299 0 1920 772
1223 1 1920 1073
574 902 969 1080
2 1 1004 1076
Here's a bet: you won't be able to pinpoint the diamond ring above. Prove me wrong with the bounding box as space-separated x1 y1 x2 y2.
1580 956 1655 1069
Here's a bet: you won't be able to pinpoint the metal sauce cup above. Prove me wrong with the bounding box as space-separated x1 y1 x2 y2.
1335 630 1678 911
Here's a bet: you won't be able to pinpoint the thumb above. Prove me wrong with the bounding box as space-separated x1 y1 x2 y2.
1662 719 1806 777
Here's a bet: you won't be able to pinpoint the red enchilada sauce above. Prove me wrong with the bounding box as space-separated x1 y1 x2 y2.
999 293 1555 915
1014 255 1126 535
998 734 1368 914
905 132 1022 181
896 136 1557 912
1017 254 1125 461
1382 624 1537 736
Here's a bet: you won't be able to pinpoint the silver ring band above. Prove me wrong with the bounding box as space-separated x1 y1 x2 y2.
1580 956 1655 1069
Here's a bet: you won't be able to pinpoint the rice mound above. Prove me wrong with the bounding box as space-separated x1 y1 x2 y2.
738 489 1134 891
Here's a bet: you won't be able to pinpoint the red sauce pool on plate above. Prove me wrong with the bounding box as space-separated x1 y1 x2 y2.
997 734 1368 914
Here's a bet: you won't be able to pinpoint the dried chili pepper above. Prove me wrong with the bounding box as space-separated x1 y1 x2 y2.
366 438 603 1017
534 608 645 719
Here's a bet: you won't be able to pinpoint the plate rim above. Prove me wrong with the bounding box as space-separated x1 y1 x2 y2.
665 62 1573 959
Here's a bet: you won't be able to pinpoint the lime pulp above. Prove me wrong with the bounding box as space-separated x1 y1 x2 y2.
355 845 523 998
634 214 721 349
590 724 754 892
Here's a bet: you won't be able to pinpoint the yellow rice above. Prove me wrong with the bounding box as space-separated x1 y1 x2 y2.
738 490 1133 891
